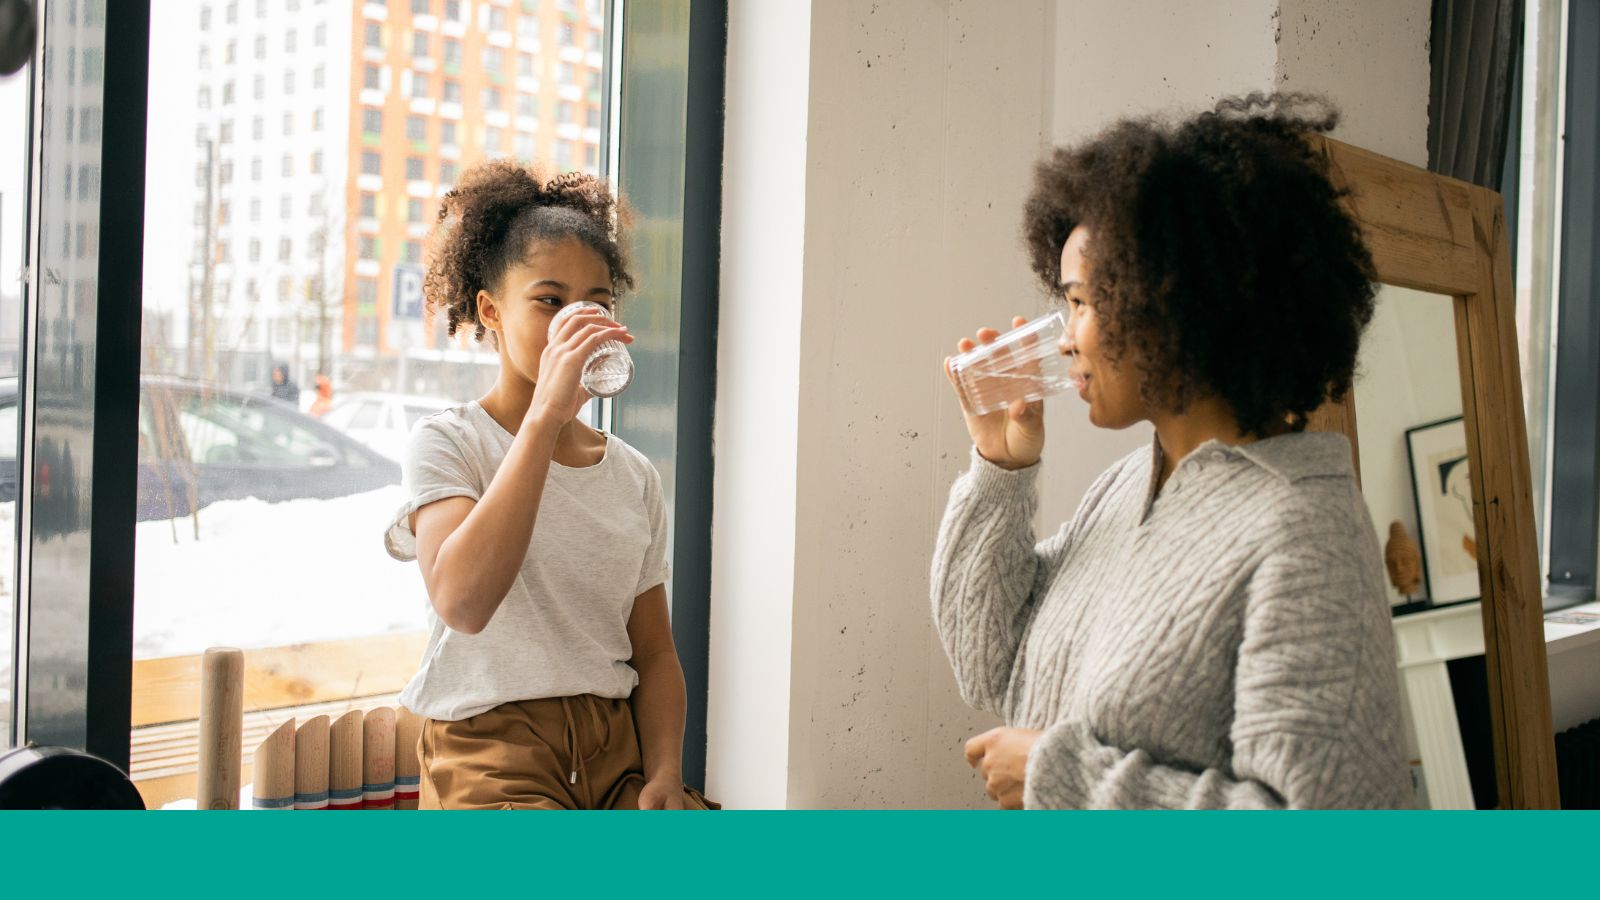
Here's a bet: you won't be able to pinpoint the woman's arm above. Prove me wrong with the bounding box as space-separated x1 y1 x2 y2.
930 450 1075 717
626 583 688 809
1021 531 1410 809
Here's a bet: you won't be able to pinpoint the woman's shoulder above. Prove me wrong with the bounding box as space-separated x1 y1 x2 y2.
1226 431 1369 539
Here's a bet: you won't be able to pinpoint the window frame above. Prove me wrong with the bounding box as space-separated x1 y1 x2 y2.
9 0 722 791
1545 0 1597 611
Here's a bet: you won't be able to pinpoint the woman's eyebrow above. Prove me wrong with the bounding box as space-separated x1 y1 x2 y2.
527 279 567 292
1061 279 1083 292
587 286 616 297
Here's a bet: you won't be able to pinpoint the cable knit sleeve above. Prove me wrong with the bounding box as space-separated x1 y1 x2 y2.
930 447 1118 719
1021 524 1410 809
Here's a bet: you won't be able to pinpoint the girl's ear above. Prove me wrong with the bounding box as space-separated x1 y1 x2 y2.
476 288 500 333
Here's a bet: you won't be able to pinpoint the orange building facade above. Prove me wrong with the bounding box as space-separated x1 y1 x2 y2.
341 0 606 393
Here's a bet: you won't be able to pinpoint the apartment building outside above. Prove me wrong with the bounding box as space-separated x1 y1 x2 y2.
158 0 606 400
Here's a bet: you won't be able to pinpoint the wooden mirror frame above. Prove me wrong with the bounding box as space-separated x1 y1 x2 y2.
1305 136 1559 808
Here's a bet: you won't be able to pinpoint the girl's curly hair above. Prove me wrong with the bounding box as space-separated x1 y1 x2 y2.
425 161 634 342
1023 92 1377 437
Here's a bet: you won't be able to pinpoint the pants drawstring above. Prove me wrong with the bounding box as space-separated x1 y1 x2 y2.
559 695 617 810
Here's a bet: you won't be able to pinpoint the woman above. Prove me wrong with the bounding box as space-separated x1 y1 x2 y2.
933 93 1411 809
384 162 713 810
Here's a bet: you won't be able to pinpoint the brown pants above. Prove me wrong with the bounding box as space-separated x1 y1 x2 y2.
417 694 716 810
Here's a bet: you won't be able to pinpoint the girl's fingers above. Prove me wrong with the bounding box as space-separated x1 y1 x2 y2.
956 338 975 353
1012 316 1027 328
976 328 1000 344
554 307 609 343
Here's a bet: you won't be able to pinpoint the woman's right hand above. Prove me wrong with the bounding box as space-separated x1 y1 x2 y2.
528 306 633 427
945 316 1046 470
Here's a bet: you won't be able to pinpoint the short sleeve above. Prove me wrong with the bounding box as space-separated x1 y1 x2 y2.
634 462 671 597
384 416 482 561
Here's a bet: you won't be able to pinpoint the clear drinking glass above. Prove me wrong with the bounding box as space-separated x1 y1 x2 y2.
549 300 635 398
947 310 1076 415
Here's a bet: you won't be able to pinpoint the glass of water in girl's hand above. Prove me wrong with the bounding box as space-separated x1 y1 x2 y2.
947 310 1077 415
549 300 635 398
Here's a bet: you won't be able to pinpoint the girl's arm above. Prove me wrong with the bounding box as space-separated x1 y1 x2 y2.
626 583 688 808
412 312 627 634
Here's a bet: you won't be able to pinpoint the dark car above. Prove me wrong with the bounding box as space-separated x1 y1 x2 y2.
0 377 400 521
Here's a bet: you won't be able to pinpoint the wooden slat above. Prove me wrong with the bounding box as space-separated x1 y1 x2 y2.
131 632 428 727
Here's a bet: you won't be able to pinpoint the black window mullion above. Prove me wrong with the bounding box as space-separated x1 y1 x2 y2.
1546 0 1599 611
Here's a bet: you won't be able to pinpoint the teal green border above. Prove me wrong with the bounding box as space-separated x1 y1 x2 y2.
2 811 1595 895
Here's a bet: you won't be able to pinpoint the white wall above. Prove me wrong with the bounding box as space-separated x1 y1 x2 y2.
705 0 812 810
708 0 1434 809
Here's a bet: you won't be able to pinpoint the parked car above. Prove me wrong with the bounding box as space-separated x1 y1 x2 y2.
319 392 453 462
0 377 400 521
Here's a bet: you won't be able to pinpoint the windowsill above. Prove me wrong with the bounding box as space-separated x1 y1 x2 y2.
1391 597 1600 656
1544 600 1600 656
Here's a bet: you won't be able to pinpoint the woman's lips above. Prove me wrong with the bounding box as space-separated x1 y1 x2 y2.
1073 372 1090 398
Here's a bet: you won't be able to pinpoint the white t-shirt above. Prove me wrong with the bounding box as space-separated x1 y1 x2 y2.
384 402 670 721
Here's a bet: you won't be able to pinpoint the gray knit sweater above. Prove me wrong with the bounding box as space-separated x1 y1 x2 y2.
932 432 1412 809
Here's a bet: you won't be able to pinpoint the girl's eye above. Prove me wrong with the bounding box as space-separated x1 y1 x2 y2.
536 296 563 308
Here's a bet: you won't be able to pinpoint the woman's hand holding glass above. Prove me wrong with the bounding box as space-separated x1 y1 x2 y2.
945 316 1047 470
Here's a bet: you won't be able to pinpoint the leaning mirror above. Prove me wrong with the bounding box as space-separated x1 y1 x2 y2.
1308 136 1557 808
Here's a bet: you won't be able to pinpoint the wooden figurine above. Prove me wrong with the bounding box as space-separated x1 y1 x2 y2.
251 718 296 810
329 710 365 810
197 647 244 810
1385 520 1422 599
362 707 396 810
294 715 330 810
394 707 424 810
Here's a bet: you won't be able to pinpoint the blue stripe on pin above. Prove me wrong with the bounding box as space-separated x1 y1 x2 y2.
252 796 296 810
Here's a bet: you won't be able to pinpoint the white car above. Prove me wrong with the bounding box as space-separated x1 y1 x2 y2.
320 392 454 462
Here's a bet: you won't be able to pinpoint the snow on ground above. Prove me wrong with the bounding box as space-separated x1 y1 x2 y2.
132 486 429 658
0 486 431 706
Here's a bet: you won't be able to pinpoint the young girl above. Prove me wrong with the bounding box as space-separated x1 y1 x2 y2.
385 162 713 810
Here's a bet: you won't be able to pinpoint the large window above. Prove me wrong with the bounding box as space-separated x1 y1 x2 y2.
126 0 613 806
8 0 718 802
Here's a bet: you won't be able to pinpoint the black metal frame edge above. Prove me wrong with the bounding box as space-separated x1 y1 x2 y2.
671 0 726 791
83 0 150 770
1547 0 1598 612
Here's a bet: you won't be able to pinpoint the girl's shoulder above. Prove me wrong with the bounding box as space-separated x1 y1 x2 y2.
406 403 500 467
601 432 662 484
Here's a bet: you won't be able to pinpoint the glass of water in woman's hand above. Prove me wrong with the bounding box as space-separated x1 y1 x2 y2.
549 301 635 399
946 311 1077 416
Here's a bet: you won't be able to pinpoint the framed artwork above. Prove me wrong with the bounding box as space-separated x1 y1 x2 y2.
1405 416 1479 607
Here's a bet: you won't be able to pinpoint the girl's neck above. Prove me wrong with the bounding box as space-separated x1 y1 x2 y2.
478 376 591 454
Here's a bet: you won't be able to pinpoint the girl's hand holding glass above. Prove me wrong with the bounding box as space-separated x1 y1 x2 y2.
531 305 632 426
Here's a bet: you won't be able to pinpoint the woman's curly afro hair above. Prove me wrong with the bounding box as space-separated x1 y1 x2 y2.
425 161 634 342
1023 92 1377 437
